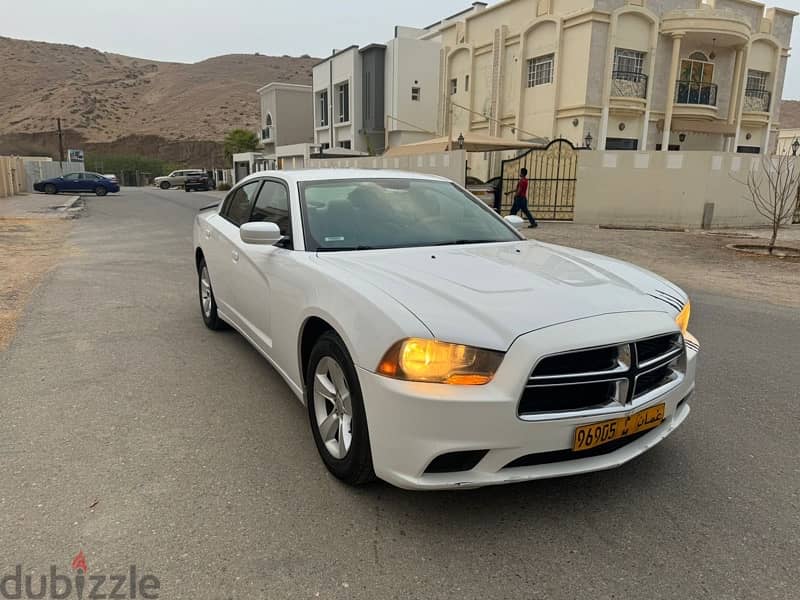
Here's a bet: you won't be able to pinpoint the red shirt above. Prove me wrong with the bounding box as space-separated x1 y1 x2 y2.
516 177 529 197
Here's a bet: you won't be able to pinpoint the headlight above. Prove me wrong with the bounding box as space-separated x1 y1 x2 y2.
675 301 691 336
376 338 504 385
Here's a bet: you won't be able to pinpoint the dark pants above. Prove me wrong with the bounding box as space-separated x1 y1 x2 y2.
510 195 537 226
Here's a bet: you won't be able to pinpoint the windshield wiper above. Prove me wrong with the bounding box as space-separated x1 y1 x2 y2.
430 239 498 247
316 245 380 252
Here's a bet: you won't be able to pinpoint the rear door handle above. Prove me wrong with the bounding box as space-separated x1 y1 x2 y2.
231 250 239 262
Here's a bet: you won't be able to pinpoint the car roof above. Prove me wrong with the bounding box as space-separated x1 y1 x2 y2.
236 169 452 187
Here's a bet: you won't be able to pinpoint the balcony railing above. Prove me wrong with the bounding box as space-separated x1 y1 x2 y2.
743 88 771 112
675 81 718 106
611 70 648 99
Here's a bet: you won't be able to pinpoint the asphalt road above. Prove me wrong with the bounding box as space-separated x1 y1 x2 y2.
1 186 798 600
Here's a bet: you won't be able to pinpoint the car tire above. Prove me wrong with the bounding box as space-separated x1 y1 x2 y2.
306 331 375 486
198 259 225 330
160 181 171 190
185 186 191 193
44 184 57 195
95 186 108 196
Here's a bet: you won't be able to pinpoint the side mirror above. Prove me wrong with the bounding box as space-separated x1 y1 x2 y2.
504 215 525 230
240 222 282 245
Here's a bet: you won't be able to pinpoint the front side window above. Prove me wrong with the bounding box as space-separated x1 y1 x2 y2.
300 179 521 252
527 54 554 87
222 180 261 227
336 82 350 123
250 180 290 236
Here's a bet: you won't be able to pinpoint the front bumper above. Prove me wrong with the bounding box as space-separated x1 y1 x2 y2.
359 311 698 490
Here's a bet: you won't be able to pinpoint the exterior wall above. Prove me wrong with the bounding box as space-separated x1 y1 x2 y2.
313 47 366 153
296 149 468 185
0 156 27 197
574 150 799 227
21 160 84 192
274 88 314 147
385 37 441 147
776 128 800 155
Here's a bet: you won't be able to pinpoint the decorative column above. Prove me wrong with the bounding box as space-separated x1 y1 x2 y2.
762 47 786 154
661 33 684 151
640 22 660 150
732 42 751 152
728 47 743 124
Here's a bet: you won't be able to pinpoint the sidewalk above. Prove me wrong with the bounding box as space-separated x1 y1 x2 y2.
0 192 81 219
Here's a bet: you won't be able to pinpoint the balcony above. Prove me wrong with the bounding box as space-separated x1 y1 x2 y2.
741 88 771 126
609 71 648 115
611 71 648 99
674 81 718 120
743 88 770 113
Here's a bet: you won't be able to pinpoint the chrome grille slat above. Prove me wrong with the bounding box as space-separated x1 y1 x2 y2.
518 332 685 418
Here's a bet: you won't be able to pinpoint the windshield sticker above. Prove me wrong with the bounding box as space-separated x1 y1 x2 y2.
324 236 345 242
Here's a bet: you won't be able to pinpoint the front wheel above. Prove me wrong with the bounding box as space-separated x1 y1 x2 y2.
198 259 225 330
160 181 171 190
95 186 108 196
306 332 375 485
44 184 57 195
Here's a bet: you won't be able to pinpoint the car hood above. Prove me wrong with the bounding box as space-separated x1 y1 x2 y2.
317 241 684 350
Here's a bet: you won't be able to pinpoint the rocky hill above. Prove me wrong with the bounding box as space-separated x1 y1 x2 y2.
0 36 317 163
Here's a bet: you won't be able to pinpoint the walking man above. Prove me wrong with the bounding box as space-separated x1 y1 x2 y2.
507 168 538 228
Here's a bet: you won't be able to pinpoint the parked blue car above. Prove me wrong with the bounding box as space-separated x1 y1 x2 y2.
34 172 120 196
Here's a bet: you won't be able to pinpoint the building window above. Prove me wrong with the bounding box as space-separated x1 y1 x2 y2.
613 48 645 78
605 138 639 151
339 140 351 150
262 113 273 141
364 72 371 121
450 78 458 95
321 143 330 150
411 86 421 101
745 70 771 112
336 82 350 123
318 91 329 127
465 75 470 92
746 69 768 92
677 53 716 105
527 54 554 87
736 145 761 154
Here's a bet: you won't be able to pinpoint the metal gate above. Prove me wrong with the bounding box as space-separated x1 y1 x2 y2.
500 138 579 221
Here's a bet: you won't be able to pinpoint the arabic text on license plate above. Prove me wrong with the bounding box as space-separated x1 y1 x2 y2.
572 404 665 452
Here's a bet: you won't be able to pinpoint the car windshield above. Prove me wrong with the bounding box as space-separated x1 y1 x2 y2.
300 178 521 251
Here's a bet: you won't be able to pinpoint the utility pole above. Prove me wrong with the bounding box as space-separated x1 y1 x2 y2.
56 118 65 164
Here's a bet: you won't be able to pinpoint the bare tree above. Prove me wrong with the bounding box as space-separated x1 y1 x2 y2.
734 153 800 254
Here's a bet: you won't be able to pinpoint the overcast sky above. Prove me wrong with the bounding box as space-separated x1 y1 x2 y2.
2 0 799 98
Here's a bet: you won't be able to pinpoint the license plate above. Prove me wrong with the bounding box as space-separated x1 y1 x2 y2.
572 404 665 452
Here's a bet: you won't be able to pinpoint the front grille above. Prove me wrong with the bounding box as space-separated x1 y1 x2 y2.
519 333 684 418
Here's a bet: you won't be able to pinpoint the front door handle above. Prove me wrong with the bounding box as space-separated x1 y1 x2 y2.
231 250 239 262
204 229 211 240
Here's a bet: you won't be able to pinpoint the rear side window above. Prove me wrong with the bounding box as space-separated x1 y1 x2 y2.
222 181 261 226
250 180 291 235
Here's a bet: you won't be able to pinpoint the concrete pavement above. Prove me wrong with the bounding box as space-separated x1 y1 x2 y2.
1 186 798 599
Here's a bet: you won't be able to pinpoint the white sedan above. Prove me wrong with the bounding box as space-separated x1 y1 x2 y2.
193 170 698 490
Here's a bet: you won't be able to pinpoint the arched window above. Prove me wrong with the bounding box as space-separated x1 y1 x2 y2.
678 52 716 105
263 113 273 141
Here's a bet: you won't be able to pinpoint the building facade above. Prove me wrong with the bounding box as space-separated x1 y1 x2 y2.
257 82 314 168
312 25 451 155
425 0 795 172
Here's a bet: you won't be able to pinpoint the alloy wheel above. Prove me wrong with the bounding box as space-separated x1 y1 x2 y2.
200 265 212 318
312 356 353 459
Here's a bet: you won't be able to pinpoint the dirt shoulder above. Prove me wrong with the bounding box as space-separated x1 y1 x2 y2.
526 223 800 308
0 217 73 350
